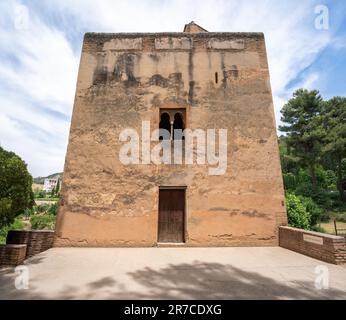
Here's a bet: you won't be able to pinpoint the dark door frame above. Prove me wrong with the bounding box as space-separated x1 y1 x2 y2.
158 186 187 244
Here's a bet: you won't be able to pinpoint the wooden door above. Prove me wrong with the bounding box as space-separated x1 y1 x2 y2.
158 189 185 243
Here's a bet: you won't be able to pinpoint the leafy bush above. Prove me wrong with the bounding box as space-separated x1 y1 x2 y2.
34 190 46 199
32 203 58 216
28 202 58 230
35 204 50 214
30 215 56 230
298 195 322 226
47 202 58 216
285 193 323 229
0 218 24 244
23 207 35 217
285 193 311 229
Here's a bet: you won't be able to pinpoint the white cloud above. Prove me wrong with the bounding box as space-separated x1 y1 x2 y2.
295 72 320 91
0 113 67 177
0 1 78 176
331 36 346 49
0 0 341 176
0 5 78 114
272 95 286 130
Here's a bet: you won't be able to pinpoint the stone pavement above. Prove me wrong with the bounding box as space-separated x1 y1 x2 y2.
1 247 345 299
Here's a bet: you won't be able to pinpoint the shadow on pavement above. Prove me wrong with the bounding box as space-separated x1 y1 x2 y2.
1 260 345 299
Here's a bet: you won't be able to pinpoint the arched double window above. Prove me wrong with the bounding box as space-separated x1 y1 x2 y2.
159 109 185 140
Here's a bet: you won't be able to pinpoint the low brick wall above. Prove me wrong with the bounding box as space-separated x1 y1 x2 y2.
6 230 55 258
279 226 346 265
0 244 27 267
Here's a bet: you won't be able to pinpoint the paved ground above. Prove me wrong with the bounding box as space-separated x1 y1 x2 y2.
1 247 346 299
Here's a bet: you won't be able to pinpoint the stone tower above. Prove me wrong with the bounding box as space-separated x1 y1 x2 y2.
54 23 287 247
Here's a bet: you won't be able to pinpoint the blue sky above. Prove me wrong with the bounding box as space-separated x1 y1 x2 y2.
0 0 345 177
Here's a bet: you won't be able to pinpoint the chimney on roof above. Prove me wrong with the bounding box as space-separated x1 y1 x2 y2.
183 21 208 33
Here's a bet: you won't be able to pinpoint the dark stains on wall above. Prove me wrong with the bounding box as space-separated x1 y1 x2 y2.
220 52 239 90
149 74 169 88
149 72 185 104
92 53 140 87
188 49 195 105
148 53 160 62
151 94 162 107
209 207 229 212
188 81 195 104
208 233 233 240
92 54 107 85
113 53 140 87
220 53 227 90
208 208 238 217
168 73 184 92
92 49 195 107
93 66 108 85
230 65 239 79
207 208 271 220
242 210 270 220
149 73 184 90
122 194 136 205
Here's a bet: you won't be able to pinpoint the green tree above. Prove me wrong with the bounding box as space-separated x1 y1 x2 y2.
0 146 34 228
279 89 325 190
285 193 311 229
322 97 346 202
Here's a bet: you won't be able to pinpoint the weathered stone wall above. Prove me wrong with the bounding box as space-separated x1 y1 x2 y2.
54 32 287 247
279 226 346 265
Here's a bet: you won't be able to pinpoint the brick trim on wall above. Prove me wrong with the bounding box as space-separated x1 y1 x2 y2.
6 230 55 258
279 226 346 265
0 244 27 267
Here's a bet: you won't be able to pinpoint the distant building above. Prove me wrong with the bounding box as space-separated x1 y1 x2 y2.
43 178 59 193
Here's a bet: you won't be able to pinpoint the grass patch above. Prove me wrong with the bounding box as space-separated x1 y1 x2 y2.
320 221 346 235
